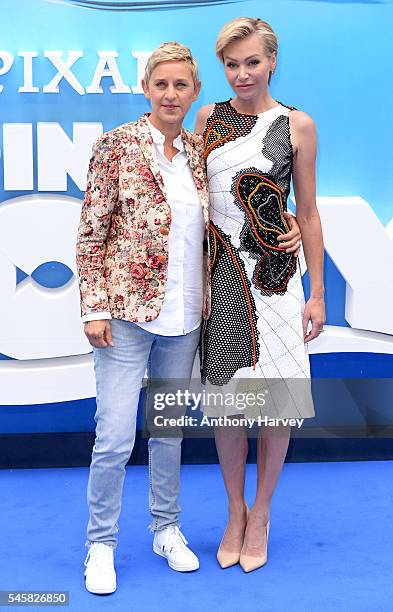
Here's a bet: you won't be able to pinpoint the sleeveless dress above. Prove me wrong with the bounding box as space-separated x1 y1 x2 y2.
200 100 315 419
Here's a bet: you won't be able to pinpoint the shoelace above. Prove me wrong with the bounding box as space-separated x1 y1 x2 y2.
164 526 190 557
84 545 114 574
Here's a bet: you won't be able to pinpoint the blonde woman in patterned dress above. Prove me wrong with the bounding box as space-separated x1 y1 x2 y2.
195 18 325 572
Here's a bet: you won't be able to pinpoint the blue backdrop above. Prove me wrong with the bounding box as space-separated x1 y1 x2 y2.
0 0 392 436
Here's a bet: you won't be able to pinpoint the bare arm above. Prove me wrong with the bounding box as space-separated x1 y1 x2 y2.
290 110 325 342
194 104 214 136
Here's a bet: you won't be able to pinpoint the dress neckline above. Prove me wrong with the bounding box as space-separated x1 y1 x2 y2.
225 99 281 118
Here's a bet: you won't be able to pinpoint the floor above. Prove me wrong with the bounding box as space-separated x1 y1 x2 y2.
2 461 393 611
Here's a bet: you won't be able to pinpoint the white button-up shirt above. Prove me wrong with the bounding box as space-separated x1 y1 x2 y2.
82 118 205 336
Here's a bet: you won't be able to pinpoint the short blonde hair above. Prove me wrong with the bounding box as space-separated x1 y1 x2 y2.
144 41 199 86
216 17 278 62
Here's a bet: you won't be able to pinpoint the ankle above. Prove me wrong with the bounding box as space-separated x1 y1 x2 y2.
228 501 248 519
249 506 270 525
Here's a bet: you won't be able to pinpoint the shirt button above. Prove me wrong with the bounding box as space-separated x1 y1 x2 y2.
159 226 169 235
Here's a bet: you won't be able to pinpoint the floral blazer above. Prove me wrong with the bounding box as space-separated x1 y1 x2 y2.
76 114 211 323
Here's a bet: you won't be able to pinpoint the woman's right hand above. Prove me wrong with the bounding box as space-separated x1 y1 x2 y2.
277 212 302 256
84 320 113 348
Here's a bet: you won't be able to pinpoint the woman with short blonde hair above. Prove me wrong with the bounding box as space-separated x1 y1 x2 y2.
196 17 325 573
79 40 206 593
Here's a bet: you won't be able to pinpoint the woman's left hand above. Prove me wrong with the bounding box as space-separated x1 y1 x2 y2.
278 212 302 256
302 296 326 343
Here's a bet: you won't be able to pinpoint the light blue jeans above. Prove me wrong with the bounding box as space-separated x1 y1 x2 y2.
86 318 200 547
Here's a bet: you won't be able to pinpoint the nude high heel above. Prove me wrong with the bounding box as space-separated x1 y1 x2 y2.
217 506 249 569
239 520 270 573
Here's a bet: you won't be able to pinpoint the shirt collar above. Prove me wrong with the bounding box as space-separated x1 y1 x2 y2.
146 116 184 153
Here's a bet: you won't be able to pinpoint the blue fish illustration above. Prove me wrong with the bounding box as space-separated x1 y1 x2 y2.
16 261 74 289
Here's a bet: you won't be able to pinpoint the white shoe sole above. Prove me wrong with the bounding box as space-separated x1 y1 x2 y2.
153 545 199 572
85 577 116 595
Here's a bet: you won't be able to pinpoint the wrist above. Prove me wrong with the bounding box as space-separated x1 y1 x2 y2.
310 285 324 298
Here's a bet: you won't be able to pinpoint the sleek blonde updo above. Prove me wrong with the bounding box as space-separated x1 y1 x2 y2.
215 17 278 62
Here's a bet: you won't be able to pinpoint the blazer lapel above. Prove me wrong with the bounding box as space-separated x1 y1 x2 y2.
136 115 166 196
182 131 209 225
135 117 209 225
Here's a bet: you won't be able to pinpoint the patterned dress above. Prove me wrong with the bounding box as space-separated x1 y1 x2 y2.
200 100 314 419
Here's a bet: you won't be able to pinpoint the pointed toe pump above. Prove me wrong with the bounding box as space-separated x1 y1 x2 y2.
217 506 249 569
239 520 270 573
217 546 242 569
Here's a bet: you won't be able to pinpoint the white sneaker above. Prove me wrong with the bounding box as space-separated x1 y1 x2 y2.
153 525 199 572
84 543 117 594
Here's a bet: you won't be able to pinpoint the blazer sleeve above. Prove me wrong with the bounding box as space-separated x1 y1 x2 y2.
76 132 120 318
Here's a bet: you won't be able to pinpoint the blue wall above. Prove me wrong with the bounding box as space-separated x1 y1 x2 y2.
0 0 392 436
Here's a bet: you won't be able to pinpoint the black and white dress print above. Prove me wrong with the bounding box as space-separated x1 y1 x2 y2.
200 100 315 419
